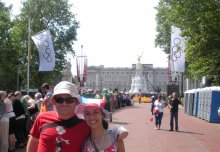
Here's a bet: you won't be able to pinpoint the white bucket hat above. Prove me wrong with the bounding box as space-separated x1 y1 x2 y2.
51 81 80 104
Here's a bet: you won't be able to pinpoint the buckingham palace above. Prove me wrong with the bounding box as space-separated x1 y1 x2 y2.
83 64 169 93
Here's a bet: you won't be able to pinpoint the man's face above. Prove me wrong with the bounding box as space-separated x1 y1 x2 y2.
52 94 77 119
41 87 46 94
173 93 177 99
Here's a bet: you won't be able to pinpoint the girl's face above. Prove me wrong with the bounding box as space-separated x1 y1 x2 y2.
84 106 104 129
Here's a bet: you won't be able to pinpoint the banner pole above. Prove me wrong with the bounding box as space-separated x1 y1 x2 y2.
27 14 31 95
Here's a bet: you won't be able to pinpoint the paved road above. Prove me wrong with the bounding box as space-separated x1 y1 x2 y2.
18 102 220 152
111 102 220 152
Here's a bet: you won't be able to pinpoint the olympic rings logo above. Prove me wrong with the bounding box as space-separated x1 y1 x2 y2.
42 40 52 62
170 38 183 62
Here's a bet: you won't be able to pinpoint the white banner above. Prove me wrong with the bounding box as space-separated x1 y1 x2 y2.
31 29 55 71
170 26 185 72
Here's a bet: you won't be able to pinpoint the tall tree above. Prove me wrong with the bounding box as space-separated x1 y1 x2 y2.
0 2 19 91
155 0 220 85
154 0 172 54
12 0 79 89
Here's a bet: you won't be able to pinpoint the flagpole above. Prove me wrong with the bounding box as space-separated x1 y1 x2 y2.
27 14 31 95
80 45 83 87
181 72 184 96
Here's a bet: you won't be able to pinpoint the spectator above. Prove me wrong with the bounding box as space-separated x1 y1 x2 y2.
0 91 9 152
6 93 17 152
21 95 32 140
102 89 111 112
28 98 39 129
40 83 53 112
13 91 26 148
34 92 42 111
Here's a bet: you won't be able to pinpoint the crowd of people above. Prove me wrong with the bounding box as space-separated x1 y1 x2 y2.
0 82 54 152
0 81 129 152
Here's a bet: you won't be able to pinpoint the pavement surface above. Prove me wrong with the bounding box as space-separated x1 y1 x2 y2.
17 102 220 152
111 102 220 152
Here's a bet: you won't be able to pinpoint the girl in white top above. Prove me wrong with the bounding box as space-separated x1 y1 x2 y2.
153 95 167 130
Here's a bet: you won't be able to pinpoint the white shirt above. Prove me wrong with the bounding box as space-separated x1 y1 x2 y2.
154 99 166 113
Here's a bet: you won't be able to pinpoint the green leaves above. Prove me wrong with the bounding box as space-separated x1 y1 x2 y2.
155 0 220 85
0 0 79 91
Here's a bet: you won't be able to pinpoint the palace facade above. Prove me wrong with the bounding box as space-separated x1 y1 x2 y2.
84 64 169 93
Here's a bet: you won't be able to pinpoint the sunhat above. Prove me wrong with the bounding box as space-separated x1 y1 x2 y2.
75 97 106 119
51 81 80 104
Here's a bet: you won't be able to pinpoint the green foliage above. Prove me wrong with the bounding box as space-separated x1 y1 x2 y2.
0 0 78 91
155 0 172 54
0 2 19 91
155 0 220 85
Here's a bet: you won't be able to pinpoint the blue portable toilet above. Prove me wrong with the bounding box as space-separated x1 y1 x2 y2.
207 87 220 123
193 89 200 116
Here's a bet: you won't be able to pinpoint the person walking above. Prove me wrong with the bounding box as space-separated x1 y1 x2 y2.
26 81 90 152
138 94 141 104
168 92 182 131
150 93 156 115
153 95 167 130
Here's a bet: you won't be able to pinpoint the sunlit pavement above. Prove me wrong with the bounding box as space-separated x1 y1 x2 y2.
111 102 220 152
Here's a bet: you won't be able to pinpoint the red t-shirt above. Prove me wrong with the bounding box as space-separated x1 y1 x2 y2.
30 111 90 152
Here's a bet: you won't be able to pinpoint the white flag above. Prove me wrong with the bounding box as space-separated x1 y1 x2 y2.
170 26 185 72
31 29 55 71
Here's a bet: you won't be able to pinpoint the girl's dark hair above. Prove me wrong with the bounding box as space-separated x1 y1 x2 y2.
102 119 108 130
101 109 109 129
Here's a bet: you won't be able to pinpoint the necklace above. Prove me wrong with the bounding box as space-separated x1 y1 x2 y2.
99 130 106 151
90 130 106 152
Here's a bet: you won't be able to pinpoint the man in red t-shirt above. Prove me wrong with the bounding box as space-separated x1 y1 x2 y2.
27 81 90 152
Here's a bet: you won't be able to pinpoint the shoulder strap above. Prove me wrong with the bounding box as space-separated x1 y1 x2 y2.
108 130 118 147
40 115 83 133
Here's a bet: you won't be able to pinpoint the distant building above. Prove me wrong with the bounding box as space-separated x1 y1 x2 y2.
83 64 170 94
62 61 72 83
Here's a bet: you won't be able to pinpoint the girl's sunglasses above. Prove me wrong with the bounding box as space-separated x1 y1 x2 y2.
54 97 77 104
